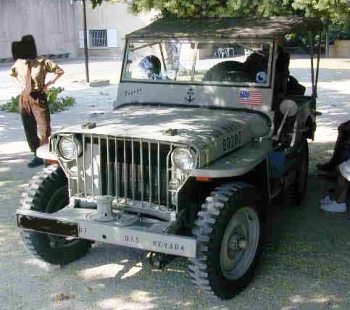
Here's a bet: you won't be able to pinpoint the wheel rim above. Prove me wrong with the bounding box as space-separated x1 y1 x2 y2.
220 207 260 280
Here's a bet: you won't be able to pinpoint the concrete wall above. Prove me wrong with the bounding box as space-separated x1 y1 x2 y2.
0 0 76 60
329 40 350 58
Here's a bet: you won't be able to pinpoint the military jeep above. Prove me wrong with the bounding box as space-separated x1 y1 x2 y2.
17 17 323 299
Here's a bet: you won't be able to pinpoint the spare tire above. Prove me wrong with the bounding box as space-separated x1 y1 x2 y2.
203 61 248 82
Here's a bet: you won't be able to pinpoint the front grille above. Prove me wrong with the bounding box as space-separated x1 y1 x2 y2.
71 135 174 208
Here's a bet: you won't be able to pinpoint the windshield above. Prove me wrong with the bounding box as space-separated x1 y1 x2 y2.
122 39 272 87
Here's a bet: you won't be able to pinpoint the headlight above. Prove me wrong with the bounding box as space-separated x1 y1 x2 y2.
171 148 196 171
57 136 81 161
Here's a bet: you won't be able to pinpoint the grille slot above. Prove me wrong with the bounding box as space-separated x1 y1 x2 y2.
77 135 172 207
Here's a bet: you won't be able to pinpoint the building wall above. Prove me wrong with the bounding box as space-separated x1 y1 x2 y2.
0 0 76 60
73 2 156 57
329 40 350 58
0 0 156 62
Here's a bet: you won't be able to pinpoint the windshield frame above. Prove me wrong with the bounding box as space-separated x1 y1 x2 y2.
121 38 274 88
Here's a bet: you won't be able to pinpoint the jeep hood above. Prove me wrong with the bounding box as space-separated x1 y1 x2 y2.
55 105 271 162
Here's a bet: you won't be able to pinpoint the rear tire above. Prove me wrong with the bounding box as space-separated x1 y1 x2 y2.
188 182 262 299
19 165 91 265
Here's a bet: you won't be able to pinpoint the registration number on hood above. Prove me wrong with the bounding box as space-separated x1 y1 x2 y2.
222 131 242 152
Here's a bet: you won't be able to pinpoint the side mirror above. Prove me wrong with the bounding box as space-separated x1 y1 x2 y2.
279 99 298 117
273 99 299 143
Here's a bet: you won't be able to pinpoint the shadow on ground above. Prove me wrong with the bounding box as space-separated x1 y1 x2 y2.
1 141 350 309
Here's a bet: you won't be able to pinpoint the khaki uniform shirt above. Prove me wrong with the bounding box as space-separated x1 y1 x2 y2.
10 56 64 91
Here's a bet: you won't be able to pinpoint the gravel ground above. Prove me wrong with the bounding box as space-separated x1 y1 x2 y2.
0 57 350 310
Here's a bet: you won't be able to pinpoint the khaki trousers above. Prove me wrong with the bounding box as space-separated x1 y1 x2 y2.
19 91 51 153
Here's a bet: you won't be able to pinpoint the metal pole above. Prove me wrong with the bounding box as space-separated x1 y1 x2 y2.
82 0 89 82
325 30 330 58
309 31 315 98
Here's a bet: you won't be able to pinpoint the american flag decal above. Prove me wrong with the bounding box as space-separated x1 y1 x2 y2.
239 89 262 106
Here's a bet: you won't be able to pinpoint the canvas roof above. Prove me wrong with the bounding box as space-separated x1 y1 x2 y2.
127 16 323 40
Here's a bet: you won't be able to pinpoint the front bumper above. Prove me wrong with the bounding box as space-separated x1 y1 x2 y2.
16 207 196 258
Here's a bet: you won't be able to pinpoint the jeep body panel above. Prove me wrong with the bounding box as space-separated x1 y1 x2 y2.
191 139 271 178
116 84 274 114
53 105 271 168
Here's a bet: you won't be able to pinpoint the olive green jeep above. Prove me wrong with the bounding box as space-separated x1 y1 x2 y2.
17 16 323 299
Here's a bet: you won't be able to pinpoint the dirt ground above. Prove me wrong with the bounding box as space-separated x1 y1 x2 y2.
0 57 350 309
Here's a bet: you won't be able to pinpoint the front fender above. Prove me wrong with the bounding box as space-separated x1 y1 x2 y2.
36 143 58 161
190 139 272 178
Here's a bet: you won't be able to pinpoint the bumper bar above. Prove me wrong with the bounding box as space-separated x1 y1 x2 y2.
16 208 197 258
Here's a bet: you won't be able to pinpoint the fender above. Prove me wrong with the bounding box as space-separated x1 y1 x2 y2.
36 143 58 161
190 139 271 178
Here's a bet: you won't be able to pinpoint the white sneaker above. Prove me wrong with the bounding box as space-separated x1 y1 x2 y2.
320 201 347 213
320 195 333 205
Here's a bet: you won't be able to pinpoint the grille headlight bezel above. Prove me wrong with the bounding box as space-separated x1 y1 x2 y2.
57 136 82 161
171 147 197 171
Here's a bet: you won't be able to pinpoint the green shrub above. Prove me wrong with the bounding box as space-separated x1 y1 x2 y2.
0 96 19 113
0 87 75 113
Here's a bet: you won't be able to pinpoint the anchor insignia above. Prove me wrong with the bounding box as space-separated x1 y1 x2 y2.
185 87 195 103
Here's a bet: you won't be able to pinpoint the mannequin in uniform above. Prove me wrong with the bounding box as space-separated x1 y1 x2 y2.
10 35 64 167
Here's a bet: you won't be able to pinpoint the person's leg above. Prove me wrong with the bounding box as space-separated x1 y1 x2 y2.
334 173 349 203
25 93 50 168
32 93 51 146
19 93 41 153
318 121 350 171
320 171 348 213
331 123 349 165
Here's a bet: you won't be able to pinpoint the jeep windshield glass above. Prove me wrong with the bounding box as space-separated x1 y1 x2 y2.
122 39 272 86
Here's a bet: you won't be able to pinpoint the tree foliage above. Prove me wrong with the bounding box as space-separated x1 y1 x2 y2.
90 0 350 28
292 0 350 28
90 0 119 9
90 0 103 9
130 0 297 17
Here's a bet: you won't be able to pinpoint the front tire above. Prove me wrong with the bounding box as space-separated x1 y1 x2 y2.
19 165 91 265
189 182 262 299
